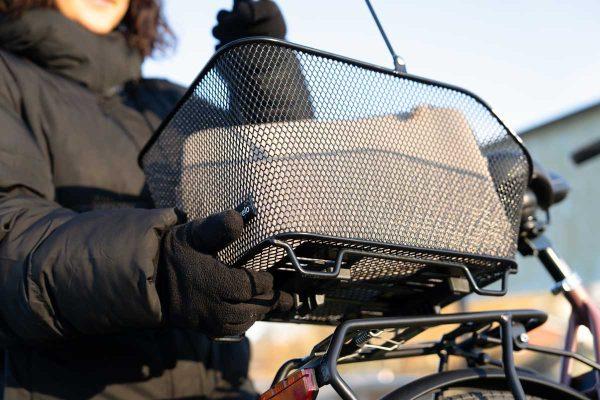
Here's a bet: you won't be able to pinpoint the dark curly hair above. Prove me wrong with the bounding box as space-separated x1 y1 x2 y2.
0 0 174 57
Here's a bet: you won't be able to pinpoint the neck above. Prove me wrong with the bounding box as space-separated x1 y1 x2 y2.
0 8 142 95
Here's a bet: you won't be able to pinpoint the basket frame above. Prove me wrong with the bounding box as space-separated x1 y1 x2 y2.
239 232 515 294
139 38 532 321
138 37 532 178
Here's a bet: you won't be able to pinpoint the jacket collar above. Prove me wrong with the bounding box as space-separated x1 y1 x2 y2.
0 8 142 95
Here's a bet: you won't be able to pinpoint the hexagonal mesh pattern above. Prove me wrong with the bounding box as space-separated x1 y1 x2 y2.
141 39 530 322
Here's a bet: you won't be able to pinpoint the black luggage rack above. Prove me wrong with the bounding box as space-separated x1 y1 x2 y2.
140 38 532 324
272 308 600 400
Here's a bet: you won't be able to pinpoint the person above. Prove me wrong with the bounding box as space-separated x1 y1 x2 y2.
0 0 295 398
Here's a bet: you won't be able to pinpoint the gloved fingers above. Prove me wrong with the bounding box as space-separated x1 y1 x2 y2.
213 293 294 335
214 25 280 44
212 25 230 44
216 9 233 24
218 268 274 302
237 301 271 322
230 21 281 37
232 0 254 23
271 290 294 313
220 300 271 325
252 0 281 22
213 19 249 47
214 1 252 31
250 0 286 37
205 313 256 337
219 320 256 337
186 210 243 254
265 291 295 319
213 0 286 47
222 291 293 323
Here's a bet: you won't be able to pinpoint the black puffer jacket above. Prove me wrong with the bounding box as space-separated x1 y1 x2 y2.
0 9 256 400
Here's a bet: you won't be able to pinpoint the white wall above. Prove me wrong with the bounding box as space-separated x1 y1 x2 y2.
515 106 600 291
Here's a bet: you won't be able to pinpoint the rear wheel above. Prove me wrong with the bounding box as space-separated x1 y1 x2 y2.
380 368 586 400
441 390 543 399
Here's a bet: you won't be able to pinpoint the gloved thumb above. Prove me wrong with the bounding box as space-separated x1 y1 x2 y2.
268 291 295 317
184 210 244 254
233 0 254 21
252 0 282 22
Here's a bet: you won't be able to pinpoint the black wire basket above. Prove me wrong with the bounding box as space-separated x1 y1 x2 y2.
140 38 531 324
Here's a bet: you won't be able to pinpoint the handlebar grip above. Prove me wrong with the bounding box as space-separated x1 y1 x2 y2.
529 162 569 210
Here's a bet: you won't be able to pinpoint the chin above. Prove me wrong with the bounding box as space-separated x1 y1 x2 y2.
56 0 129 35
81 20 119 35
78 12 122 34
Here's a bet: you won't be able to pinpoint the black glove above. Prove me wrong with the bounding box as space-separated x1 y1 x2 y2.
212 0 286 49
157 210 293 337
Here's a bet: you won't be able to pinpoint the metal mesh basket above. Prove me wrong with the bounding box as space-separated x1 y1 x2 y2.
140 38 531 324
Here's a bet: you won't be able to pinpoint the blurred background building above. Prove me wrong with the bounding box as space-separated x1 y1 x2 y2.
517 101 600 290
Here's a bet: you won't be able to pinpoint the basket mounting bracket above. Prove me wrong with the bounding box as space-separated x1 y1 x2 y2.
268 239 513 296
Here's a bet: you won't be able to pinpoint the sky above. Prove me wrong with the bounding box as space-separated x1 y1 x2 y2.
143 0 600 132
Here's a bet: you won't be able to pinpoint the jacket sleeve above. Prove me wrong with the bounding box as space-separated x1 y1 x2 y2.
0 99 178 347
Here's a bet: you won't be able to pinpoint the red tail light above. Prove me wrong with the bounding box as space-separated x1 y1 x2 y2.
259 369 319 400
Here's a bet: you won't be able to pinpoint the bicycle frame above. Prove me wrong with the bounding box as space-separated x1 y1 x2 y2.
561 282 600 396
522 234 600 398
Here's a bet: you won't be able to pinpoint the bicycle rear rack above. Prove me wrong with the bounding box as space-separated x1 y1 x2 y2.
325 310 546 400
272 310 547 400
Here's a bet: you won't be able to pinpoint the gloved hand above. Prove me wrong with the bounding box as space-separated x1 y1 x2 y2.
157 210 293 337
212 0 286 49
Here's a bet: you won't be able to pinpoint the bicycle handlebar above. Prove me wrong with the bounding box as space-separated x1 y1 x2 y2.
528 161 569 210
519 161 569 241
572 138 600 165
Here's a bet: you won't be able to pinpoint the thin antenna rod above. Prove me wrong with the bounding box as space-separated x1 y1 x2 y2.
364 0 406 73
